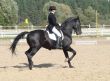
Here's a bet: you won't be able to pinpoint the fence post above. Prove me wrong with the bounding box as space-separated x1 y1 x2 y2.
89 24 91 28
15 25 18 32
31 25 33 30
101 24 105 36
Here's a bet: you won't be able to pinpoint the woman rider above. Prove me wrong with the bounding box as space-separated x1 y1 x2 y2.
47 6 62 48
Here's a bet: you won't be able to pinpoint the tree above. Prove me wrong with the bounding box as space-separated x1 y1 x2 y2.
75 7 89 25
43 1 74 24
0 0 18 26
84 6 96 24
15 0 110 25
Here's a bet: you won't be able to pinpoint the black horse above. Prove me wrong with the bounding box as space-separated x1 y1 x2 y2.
10 16 82 70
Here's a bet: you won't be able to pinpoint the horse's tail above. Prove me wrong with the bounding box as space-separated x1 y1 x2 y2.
10 31 29 54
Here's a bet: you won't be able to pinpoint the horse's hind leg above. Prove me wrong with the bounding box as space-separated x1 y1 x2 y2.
25 47 40 70
25 48 32 69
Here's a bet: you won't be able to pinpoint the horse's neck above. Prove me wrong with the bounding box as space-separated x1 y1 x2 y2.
61 27 73 38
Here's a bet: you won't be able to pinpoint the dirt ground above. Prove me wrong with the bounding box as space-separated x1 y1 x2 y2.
0 37 110 81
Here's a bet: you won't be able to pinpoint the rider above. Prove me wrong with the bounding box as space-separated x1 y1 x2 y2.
47 6 62 48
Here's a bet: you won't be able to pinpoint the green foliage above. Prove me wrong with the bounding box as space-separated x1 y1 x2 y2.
1 0 110 26
15 0 45 25
43 1 74 24
84 6 98 25
0 0 18 26
15 0 110 25
75 8 88 25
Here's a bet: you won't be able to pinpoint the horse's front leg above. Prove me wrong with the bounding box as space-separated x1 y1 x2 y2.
63 49 73 68
67 47 76 62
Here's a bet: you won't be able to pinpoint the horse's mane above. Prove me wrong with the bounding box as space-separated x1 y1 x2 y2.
61 17 75 27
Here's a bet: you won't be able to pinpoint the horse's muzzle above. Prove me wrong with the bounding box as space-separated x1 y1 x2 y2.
76 31 82 35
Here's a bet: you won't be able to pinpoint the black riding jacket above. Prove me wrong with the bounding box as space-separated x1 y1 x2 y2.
47 12 59 32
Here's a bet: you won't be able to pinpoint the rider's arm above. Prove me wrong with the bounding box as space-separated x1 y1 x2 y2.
49 14 59 26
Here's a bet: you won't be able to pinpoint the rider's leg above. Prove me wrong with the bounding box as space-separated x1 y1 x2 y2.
52 27 62 48
52 27 61 37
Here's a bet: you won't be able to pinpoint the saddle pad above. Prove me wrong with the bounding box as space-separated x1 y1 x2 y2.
46 30 64 41
47 31 57 41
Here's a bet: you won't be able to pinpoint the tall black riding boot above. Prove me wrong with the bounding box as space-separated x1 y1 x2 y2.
56 37 62 49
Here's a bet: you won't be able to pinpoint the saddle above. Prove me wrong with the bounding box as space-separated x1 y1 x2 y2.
46 30 64 49
46 30 64 41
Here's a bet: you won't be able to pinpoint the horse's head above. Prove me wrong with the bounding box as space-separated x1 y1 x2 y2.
72 16 82 35
61 16 82 36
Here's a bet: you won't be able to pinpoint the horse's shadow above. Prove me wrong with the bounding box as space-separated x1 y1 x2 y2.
0 63 67 70
13 63 56 69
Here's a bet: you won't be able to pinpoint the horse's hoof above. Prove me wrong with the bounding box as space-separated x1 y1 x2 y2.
69 66 74 68
29 65 33 70
29 67 32 70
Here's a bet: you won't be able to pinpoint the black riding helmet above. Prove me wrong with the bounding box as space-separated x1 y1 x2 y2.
49 6 56 11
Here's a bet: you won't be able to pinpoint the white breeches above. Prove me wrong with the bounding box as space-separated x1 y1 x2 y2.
52 27 61 37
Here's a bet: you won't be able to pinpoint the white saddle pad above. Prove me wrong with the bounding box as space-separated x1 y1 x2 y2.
47 31 57 40
46 31 64 41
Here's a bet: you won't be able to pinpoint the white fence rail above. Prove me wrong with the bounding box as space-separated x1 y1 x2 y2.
0 25 110 38
81 28 110 36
